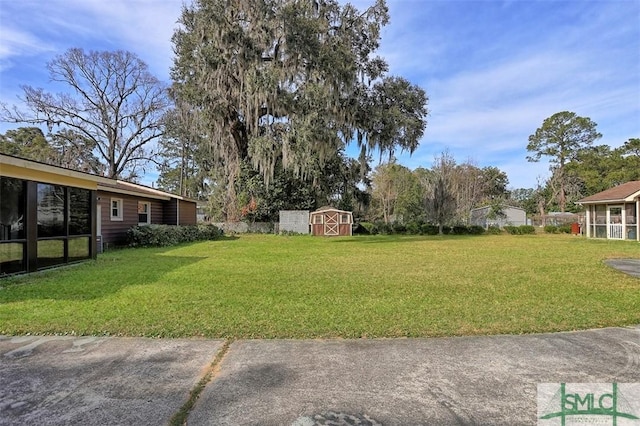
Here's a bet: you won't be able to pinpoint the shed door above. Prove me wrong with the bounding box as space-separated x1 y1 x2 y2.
324 212 339 236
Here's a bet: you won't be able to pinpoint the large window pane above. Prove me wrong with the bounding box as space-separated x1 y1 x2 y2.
69 188 91 235
595 205 606 224
595 225 607 238
38 184 65 237
0 177 25 240
37 239 65 269
0 242 25 275
626 204 636 225
626 226 637 240
68 237 90 262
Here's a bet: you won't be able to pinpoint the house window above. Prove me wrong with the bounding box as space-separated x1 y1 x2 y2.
313 214 323 225
37 183 66 237
69 187 91 235
340 213 350 224
110 198 123 221
138 201 150 225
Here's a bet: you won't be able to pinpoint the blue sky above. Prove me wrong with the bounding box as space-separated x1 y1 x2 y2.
1 0 638 189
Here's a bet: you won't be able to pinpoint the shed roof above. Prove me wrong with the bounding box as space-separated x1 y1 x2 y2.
311 206 352 214
578 181 640 204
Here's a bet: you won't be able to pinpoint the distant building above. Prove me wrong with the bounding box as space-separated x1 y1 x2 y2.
470 205 527 228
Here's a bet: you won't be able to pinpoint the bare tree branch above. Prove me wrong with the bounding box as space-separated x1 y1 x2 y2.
1 48 170 179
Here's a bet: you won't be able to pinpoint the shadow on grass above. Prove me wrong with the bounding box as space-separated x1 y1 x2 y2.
0 251 208 302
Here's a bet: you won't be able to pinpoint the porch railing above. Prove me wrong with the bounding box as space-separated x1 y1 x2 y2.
609 224 624 239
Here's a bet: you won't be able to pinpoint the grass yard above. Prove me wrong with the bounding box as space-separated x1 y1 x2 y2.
0 234 639 338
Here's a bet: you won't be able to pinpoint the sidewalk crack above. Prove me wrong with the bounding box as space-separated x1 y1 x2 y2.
169 339 233 426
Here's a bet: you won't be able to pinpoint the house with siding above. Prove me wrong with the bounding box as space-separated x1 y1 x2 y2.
96 180 197 249
1 154 197 275
577 181 640 241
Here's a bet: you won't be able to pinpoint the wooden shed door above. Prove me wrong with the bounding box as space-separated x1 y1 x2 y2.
324 212 339 236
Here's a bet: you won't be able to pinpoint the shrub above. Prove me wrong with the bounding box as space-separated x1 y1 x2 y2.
504 225 520 235
127 224 223 248
467 225 485 235
392 222 407 234
358 222 379 235
352 223 370 235
558 225 572 234
544 225 559 234
376 222 393 235
504 225 536 235
451 225 469 235
405 221 421 235
486 225 503 235
518 225 536 234
279 230 306 236
420 224 439 235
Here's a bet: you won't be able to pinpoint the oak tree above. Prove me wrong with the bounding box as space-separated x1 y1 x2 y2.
170 0 428 219
2 48 170 179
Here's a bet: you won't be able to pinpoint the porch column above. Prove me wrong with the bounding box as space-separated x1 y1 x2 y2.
585 206 591 238
637 198 639 242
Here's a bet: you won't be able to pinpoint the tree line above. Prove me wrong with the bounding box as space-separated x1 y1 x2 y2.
1 0 638 227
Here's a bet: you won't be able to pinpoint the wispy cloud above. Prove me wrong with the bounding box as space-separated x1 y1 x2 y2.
375 0 640 187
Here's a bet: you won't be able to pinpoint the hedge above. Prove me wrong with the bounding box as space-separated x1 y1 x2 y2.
127 224 223 247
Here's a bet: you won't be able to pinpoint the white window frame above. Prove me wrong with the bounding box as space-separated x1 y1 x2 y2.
313 214 323 225
110 198 123 221
340 213 350 224
138 201 151 225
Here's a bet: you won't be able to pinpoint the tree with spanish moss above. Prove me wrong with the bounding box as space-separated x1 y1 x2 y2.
170 0 428 219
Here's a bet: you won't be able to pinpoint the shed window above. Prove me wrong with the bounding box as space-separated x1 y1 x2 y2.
138 202 150 225
313 214 323 225
110 198 123 221
340 214 350 224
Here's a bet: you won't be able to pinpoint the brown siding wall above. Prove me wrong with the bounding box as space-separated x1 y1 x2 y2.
98 191 199 248
309 211 352 236
164 199 177 225
179 200 197 225
99 191 165 247
150 200 163 225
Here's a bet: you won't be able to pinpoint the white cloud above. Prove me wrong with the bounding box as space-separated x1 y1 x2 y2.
1 0 637 190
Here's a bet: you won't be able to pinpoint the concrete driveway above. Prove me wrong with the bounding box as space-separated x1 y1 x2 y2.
1 326 639 425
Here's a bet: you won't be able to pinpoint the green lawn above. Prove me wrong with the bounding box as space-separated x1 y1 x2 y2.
1 234 639 338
